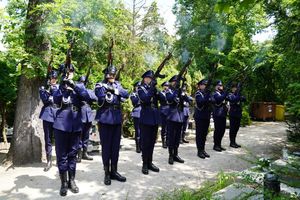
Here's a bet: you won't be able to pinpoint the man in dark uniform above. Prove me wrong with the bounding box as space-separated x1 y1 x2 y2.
158 81 170 148
227 82 246 148
130 81 141 153
181 84 193 144
137 70 160 175
212 80 228 152
39 70 59 171
76 76 98 162
53 65 87 196
166 75 189 165
194 79 212 159
95 65 129 185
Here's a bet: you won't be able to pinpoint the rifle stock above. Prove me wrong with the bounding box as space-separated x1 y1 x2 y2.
176 55 194 88
115 63 124 81
64 36 76 79
107 38 114 67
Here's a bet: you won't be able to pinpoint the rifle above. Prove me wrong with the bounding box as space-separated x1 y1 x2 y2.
107 38 114 67
175 55 194 89
225 65 250 92
115 63 124 81
84 65 93 86
153 52 173 79
206 62 218 92
63 36 76 79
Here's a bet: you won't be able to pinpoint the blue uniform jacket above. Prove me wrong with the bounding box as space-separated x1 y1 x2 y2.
137 83 160 125
158 90 169 116
212 90 228 118
227 92 246 118
75 82 98 123
166 88 190 123
194 90 212 120
130 92 141 118
39 84 59 123
53 85 83 133
94 81 129 125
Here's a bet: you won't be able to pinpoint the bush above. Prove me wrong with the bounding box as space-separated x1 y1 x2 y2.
241 108 251 127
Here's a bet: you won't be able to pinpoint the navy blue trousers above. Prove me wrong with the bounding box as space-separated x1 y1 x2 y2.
213 117 226 147
195 119 210 150
54 129 80 173
181 116 189 138
133 117 140 142
43 120 54 156
79 122 92 149
99 123 121 166
167 121 182 149
140 124 158 159
160 113 167 140
229 116 241 144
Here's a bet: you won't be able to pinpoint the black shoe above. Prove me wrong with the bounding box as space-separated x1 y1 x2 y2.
168 148 174 165
213 146 222 152
203 151 210 158
230 143 240 148
68 171 79 193
82 148 93 160
197 151 206 159
173 148 184 163
110 165 126 182
235 143 241 148
142 161 149 175
59 172 68 196
104 165 111 185
44 154 52 172
182 139 189 143
220 146 226 151
148 162 159 172
76 149 82 163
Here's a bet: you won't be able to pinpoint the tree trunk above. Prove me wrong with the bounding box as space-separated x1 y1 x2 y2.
7 0 53 165
1 105 8 144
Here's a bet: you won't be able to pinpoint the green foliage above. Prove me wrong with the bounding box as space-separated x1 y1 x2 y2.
241 107 251 127
157 171 235 200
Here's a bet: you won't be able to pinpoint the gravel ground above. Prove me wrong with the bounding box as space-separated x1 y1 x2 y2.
0 122 287 200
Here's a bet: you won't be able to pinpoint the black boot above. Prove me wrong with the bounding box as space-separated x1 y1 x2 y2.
59 172 68 196
162 137 167 149
44 154 52 172
68 171 79 193
173 148 184 163
110 164 126 182
213 145 222 152
104 165 111 185
203 150 210 158
168 148 174 165
197 150 206 159
230 143 239 148
148 156 159 172
220 146 226 151
142 157 149 175
136 140 141 153
76 149 82 163
82 148 93 160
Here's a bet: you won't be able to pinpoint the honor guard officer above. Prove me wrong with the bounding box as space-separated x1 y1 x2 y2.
130 81 142 153
158 81 170 148
212 80 228 152
137 70 160 175
95 65 129 185
76 76 98 162
53 66 86 196
194 79 212 159
181 84 193 144
166 75 189 165
39 70 59 171
227 82 246 148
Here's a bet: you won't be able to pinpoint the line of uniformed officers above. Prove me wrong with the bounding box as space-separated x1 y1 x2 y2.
39 64 245 196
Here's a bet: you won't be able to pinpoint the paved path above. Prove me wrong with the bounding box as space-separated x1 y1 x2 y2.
0 122 287 200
